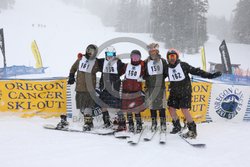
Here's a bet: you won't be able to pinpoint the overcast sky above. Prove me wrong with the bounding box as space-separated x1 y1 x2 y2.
207 0 239 20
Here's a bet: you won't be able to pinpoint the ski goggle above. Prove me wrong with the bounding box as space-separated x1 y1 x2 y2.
131 54 141 62
168 54 177 59
168 54 177 63
105 52 116 57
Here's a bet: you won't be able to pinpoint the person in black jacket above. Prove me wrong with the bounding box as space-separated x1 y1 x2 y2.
166 48 222 139
98 46 126 131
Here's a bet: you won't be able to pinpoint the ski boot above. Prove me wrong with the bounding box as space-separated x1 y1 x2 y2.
136 121 143 133
135 113 143 133
151 118 157 132
102 111 112 129
116 115 127 131
127 113 135 132
182 121 197 139
83 115 93 131
56 115 69 130
128 122 135 133
170 119 182 134
160 118 167 132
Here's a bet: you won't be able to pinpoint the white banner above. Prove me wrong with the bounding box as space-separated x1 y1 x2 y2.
209 83 250 122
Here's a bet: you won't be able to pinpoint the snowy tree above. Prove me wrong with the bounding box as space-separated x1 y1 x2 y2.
150 0 166 41
150 0 208 53
84 0 119 27
116 0 131 32
232 0 250 44
207 16 232 41
115 0 150 33
0 0 15 12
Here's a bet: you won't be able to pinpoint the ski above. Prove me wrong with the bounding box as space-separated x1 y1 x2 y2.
129 127 145 145
159 130 167 144
114 131 132 139
143 129 157 141
178 133 206 148
43 124 115 135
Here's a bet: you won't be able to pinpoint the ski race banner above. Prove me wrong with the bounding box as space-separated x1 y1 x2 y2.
0 78 250 122
208 83 250 122
0 79 67 118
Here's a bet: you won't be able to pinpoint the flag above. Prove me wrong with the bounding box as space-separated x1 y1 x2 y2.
219 40 232 74
31 40 43 68
201 46 206 71
0 28 6 68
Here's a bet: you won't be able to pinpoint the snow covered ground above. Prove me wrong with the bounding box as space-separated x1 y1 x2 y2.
1 1 250 167
0 115 250 167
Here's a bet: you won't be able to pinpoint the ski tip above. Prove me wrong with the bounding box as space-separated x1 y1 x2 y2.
43 124 56 129
130 142 138 145
193 144 206 148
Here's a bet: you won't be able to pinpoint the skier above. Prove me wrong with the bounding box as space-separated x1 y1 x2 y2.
98 46 126 131
166 48 222 138
121 50 145 133
60 44 100 131
144 43 168 132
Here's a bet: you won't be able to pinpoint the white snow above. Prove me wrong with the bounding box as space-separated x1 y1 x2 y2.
1 1 250 167
0 115 250 167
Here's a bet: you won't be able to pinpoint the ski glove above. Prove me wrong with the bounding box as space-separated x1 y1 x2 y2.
208 71 222 79
67 73 75 85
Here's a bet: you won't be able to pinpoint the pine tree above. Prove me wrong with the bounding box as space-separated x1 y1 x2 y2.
232 0 250 44
116 0 131 32
150 0 166 41
150 0 208 53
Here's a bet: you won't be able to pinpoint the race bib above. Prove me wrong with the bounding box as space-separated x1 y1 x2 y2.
147 59 163 75
168 63 185 81
78 56 96 73
125 64 141 80
103 59 118 74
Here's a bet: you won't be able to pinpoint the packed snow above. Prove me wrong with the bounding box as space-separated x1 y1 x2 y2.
0 1 250 167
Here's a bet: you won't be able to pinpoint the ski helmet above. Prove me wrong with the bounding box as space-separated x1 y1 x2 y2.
167 48 179 59
166 48 179 64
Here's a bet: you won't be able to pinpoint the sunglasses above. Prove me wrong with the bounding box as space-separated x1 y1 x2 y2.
105 52 116 57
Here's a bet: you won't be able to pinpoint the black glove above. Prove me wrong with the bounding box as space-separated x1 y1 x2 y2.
208 71 222 79
67 73 75 85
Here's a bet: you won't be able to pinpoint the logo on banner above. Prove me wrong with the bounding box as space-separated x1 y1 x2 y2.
214 88 243 119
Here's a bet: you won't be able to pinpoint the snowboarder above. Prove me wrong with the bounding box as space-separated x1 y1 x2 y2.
121 50 145 133
144 43 168 132
166 48 222 138
98 46 126 131
63 44 100 131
